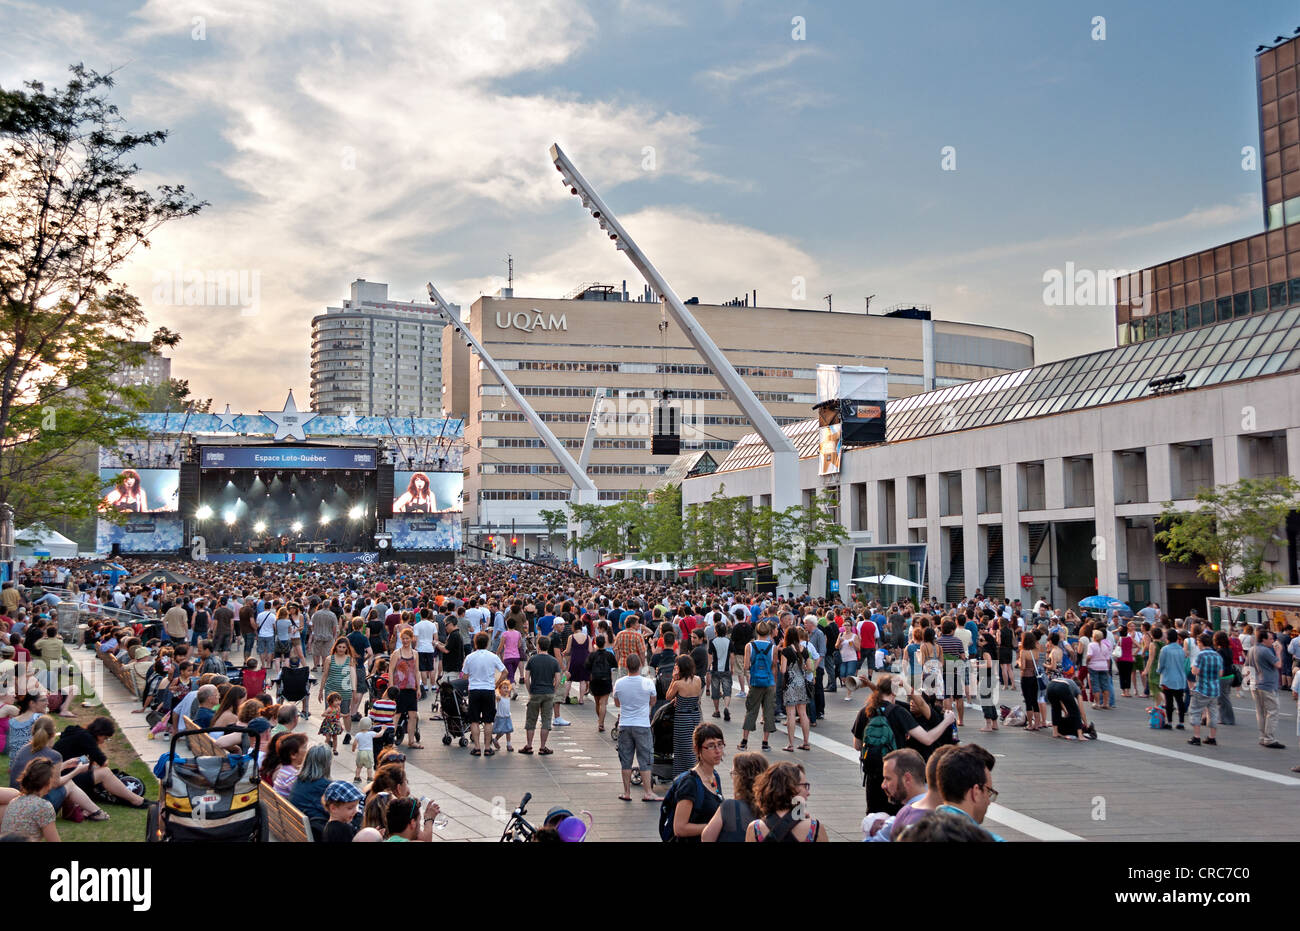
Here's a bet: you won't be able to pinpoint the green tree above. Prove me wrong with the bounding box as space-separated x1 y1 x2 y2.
1155 476 1300 595
0 65 203 528
772 490 849 588
537 507 568 554
643 483 684 562
141 377 212 413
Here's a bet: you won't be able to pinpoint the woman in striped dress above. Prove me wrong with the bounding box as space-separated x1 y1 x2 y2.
320 638 357 744
666 654 703 777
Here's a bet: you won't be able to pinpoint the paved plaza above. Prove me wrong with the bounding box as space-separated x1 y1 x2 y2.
83 645 1299 842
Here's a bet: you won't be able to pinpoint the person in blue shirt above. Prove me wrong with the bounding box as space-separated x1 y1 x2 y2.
1156 630 1190 728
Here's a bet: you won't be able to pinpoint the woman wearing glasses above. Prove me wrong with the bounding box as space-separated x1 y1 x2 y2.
744 761 827 842
668 723 725 842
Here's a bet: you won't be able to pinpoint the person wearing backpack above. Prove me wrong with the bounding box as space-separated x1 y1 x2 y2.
738 622 778 752
744 761 826 843
659 722 725 842
852 675 955 814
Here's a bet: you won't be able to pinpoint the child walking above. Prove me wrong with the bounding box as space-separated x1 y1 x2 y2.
352 715 377 784
319 692 344 755
490 678 514 752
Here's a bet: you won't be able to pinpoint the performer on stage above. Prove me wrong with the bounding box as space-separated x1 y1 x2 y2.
99 469 148 513
393 472 436 514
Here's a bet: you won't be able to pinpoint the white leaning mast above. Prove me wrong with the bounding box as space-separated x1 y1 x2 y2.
548 143 801 588
426 281 600 574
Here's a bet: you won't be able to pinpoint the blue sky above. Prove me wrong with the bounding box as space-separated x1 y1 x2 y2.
1 0 1292 408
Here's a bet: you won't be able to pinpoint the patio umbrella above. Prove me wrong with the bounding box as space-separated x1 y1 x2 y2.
127 569 199 587
1078 595 1130 612
851 574 921 587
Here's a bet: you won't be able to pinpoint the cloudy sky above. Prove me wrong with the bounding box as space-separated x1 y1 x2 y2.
3 0 1293 409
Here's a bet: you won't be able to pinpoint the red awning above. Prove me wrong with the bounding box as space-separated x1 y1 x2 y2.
595 558 621 568
678 569 698 577
714 562 762 576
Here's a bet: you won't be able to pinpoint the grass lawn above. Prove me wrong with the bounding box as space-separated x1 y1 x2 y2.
0 670 158 842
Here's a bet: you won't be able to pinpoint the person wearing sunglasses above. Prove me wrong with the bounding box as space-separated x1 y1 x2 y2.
932 743 1004 841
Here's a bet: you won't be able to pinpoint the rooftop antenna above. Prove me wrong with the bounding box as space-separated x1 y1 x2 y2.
864 294 876 314
824 293 832 313
507 254 513 291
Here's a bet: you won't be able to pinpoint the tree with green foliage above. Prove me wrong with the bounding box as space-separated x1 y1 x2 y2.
537 507 568 554
0 65 203 530
1156 476 1300 595
772 490 849 587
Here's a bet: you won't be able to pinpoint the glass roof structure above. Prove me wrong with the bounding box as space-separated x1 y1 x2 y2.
712 305 1300 474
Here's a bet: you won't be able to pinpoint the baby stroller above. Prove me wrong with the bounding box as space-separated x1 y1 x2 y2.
626 693 674 788
438 678 471 748
147 724 264 842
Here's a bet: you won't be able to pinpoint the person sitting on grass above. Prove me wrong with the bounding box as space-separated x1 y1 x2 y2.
7 716 107 822
54 717 147 809
0 757 62 841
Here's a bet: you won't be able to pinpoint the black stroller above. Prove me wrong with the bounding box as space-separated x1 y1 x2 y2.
147 724 264 842
438 678 471 747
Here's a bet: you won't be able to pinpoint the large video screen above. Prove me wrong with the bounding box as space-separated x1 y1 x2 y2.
392 470 462 514
98 468 180 514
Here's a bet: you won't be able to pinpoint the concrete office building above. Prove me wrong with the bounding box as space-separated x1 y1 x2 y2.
684 304 1300 618
1117 34 1300 348
110 342 172 388
447 285 1034 555
310 279 459 417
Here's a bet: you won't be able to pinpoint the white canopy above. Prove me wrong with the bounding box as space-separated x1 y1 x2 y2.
604 559 652 571
14 526 78 559
644 561 682 572
852 574 922 588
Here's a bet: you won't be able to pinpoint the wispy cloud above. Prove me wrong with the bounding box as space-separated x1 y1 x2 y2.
695 46 817 88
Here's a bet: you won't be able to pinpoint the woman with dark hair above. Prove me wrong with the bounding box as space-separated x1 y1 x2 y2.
1019 632 1044 731
390 628 423 749
261 732 308 798
701 749 766 842
666 653 703 777
852 675 955 814
998 618 1016 689
1212 629 1237 727
1 757 61 841
54 717 147 807
744 761 827 843
393 473 435 514
100 469 147 513
779 627 811 752
321 637 357 743
669 722 725 842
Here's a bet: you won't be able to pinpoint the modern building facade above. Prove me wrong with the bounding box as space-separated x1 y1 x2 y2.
450 287 1034 555
1116 34 1300 348
110 342 172 388
310 279 459 417
685 303 1300 620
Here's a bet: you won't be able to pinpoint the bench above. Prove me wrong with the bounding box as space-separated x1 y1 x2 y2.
259 781 314 843
181 716 226 757
99 649 139 698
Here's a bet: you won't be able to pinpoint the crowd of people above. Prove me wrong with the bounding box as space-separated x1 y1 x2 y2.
2 558 1298 842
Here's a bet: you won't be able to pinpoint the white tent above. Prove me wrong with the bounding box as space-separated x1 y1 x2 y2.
14 526 79 559
605 559 652 571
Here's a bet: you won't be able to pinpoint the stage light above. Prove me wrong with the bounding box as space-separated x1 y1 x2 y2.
319 515 331 525
196 505 213 520
224 511 237 525
291 520 303 533
349 505 364 520
254 520 267 533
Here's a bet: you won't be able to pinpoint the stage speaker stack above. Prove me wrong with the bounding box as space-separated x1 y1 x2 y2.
179 462 200 512
376 463 394 518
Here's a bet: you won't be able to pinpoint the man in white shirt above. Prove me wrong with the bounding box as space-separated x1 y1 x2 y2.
256 602 277 664
461 631 505 756
413 613 439 697
612 654 660 802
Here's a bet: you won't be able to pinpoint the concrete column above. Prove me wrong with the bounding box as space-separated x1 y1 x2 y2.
1093 454 1120 598
1288 428 1300 480
961 468 979 594
865 480 880 541
1147 444 1172 503
1044 457 1065 510
926 474 942 599
1216 435 1240 487
1001 465 1022 598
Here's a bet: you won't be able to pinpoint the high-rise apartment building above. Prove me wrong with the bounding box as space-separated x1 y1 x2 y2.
310 279 459 417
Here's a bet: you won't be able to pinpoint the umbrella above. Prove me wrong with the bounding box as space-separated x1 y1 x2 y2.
851 574 921 587
127 569 199 587
1078 595 1130 612
83 561 127 573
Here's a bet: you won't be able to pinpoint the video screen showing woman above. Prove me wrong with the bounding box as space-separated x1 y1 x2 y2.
392 471 461 514
99 469 149 513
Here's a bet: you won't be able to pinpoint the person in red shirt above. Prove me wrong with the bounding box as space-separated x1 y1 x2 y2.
679 611 698 644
